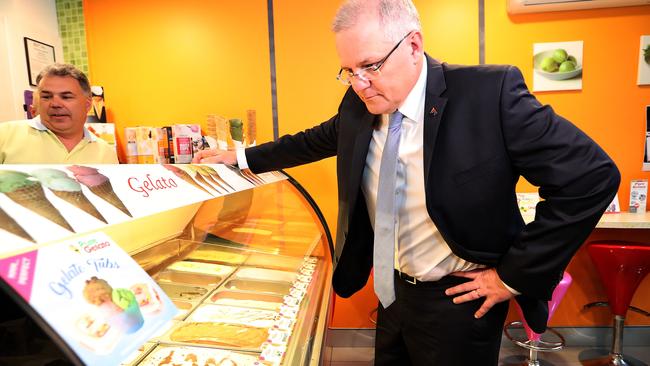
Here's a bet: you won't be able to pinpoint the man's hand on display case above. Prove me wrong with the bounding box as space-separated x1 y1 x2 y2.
192 149 237 165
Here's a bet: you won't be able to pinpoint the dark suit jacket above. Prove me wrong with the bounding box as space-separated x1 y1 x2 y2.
245 56 620 333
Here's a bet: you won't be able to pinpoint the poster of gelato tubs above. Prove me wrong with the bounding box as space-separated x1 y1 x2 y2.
533 41 583 92
0 232 177 366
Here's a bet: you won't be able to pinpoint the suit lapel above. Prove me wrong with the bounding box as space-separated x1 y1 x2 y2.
348 112 376 202
423 56 448 187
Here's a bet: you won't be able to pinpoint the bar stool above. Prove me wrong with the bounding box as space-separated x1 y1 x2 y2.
504 272 572 366
582 242 650 366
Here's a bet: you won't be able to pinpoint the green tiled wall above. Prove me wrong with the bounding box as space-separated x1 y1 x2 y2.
55 0 89 75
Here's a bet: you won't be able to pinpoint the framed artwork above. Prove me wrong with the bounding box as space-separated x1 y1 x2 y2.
24 37 55 86
533 41 583 92
638 35 650 85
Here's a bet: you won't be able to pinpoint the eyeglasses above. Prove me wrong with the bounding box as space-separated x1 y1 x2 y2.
336 31 412 86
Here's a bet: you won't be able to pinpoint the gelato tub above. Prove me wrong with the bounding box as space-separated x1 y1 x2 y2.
233 267 298 283
222 279 292 295
137 345 261 366
171 300 197 320
155 270 222 288
187 304 277 328
158 283 208 302
244 253 303 271
207 290 283 311
186 245 248 265
168 322 269 350
167 260 234 277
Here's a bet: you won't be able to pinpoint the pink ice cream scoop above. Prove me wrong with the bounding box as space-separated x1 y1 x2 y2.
67 165 109 187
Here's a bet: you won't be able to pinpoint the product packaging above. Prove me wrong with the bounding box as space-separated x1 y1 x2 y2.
629 179 648 213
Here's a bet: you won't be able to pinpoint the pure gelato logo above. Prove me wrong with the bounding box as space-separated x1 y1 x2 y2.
72 238 112 254
127 174 178 198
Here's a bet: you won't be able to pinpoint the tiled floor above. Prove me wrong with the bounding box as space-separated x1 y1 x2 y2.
326 346 650 365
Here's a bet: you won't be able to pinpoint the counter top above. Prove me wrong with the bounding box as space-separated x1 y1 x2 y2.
522 211 650 229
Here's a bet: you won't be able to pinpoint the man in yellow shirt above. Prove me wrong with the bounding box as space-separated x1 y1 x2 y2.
0 63 118 164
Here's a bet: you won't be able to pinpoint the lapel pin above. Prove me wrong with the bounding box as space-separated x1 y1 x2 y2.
430 106 438 116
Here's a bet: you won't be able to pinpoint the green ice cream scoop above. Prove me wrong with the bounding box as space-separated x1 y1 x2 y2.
0 171 38 193
31 168 69 181
112 288 137 310
229 118 243 142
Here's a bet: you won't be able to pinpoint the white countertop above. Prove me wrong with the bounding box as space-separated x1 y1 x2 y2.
522 211 650 229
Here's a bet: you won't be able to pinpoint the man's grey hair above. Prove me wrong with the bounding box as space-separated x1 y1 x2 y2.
332 0 421 42
35 63 91 97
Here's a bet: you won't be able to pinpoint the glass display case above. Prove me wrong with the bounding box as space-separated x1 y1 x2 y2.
0 164 334 366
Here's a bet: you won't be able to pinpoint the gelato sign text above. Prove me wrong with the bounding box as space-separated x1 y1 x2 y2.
49 258 120 299
127 174 178 198
72 238 112 254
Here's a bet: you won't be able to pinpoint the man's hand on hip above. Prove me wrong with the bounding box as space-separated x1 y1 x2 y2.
444 268 514 319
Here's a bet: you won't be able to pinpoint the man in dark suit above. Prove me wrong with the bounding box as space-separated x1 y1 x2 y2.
193 0 620 364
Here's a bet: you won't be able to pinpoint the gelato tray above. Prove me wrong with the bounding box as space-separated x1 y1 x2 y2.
137 345 261 366
222 279 292 296
120 342 154 366
155 270 222 288
243 253 303 271
167 260 234 277
166 322 269 350
207 290 283 311
171 300 197 320
186 244 248 265
158 283 209 302
233 267 298 283
187 304 277 328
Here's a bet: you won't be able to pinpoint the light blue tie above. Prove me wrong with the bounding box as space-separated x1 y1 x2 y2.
374 111 403 308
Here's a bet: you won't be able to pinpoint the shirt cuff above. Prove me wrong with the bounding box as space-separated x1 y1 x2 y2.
236 148 249 170
502 280 521 295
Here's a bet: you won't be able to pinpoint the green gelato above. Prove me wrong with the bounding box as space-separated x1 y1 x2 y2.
31 169 82 192
229 118 244 142
112 288 137 310
0 171 38 193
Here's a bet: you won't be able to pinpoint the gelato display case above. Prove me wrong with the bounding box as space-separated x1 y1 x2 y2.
0 164 334 366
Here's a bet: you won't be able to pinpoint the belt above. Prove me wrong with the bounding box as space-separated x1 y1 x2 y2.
394 269 419 285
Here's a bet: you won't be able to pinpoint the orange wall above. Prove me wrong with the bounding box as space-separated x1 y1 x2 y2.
83 0 274 162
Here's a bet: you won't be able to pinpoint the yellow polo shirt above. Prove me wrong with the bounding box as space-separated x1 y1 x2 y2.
0 117 119 164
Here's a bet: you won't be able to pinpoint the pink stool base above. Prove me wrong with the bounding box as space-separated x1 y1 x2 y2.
516 272 573 342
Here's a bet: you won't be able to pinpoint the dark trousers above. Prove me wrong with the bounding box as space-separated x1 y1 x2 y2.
375 272 509 366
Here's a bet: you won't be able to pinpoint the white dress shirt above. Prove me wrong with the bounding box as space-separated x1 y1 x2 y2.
361 55 483 281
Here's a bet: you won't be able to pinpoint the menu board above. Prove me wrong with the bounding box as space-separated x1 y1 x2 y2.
0 232 176 366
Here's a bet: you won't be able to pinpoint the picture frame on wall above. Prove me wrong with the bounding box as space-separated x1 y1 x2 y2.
532 40 583 92
23 37 55 86
638 35 650 86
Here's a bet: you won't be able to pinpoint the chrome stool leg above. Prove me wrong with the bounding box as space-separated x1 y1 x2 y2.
504 321 566 366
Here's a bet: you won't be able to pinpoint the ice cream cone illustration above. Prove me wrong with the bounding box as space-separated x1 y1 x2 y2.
67 166 132 217
0 170 75 232
193 165 232 192
83 276 144 334
31 169 107 224
183 165 226 194
200 165 235 192
163 164 214 196
0 206 34 242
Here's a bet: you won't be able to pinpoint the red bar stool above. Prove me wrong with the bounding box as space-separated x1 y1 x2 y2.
582 242 650 366
504 272 572 366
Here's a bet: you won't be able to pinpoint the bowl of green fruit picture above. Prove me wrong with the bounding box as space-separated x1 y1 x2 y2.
533 48 582 81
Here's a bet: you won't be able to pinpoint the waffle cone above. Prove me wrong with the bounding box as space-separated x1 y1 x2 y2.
176 170 213 196
4 184 75 232
88 181 132 217
52 190 108 223
200 173 228 193
0 207 34 242
208 172 234 192
193 173 222 194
